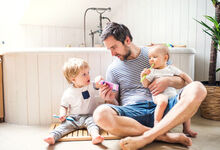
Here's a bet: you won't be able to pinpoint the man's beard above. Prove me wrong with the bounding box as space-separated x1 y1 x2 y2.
123 49 131 61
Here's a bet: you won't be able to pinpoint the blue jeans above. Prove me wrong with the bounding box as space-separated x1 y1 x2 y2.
106 94 179 128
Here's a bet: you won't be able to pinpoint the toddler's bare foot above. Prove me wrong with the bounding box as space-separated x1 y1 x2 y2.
183 129 197 137
44 136 55 145
92 135 104 144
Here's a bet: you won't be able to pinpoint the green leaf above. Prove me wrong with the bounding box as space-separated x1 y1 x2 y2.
195 15 220 50
203 29 213 37
212 0 217 6
216 68 220 73
194 18 215 33
204 16 219 31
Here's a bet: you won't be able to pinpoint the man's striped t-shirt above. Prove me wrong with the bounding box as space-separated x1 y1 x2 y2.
106 47 153 106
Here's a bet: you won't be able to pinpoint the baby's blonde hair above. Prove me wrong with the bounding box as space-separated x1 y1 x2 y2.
63 58 89 84
150 44 170 60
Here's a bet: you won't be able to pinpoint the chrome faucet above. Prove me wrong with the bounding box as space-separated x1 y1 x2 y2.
83 7 111 47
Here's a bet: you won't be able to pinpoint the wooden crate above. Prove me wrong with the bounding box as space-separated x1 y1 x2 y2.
50 123 121 141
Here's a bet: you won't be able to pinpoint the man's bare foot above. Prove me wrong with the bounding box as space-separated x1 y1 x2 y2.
92 135 104 144
44 136 55 145
120 135 154 150
183 129 197 137
120 132 192 150
159 133 192 146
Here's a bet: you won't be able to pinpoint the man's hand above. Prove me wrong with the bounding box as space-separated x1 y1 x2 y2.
149 76 185 96
148 77 169 96
99 84 118 104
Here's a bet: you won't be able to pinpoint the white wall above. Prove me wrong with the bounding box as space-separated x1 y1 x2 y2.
3 48 195 125
112 0 220 81
1 0 219 81
1 24 88 48
0 0 121 48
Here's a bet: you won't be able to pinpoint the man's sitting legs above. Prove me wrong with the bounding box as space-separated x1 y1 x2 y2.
93 102 192 146
93 104 150 136
120 81 207 150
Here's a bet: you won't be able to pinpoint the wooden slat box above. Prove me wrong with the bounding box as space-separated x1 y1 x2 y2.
50 123 121 141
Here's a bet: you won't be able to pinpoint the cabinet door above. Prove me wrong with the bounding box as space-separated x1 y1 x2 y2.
0 56 3 120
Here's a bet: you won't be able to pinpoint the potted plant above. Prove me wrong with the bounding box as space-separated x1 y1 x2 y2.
195 0 220 120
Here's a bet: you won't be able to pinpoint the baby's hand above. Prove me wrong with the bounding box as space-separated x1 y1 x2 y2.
94 75 104 89
59 115 66 122
141 68 151 78
144 68 151 75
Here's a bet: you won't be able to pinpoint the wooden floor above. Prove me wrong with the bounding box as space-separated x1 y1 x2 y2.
1 113 220 150
50 123 121 141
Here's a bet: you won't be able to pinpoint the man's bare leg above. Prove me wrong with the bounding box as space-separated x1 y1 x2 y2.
120 81 207 150
93 104 151 136
93 103 191 146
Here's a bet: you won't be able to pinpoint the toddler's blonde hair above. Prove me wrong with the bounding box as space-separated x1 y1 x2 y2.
63 58 89 84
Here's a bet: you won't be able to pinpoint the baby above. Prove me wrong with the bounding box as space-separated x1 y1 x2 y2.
44 58 104 144
141 45 197 137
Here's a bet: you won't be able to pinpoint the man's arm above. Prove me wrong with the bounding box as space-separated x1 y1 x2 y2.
179 72 193 84
148 76 185 96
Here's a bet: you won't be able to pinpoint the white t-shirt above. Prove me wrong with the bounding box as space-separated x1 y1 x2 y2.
61 84 104 115
146 65 182 98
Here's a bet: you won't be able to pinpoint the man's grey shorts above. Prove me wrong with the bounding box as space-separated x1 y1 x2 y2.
106 94 180 128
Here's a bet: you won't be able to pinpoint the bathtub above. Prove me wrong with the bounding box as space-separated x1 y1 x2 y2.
2 47 195 125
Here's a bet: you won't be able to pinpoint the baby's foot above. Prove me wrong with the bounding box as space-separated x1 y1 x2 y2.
44 136 55 145
183 129 197 137
92 135 104 144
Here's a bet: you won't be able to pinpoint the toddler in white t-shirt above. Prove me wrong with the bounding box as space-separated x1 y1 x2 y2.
44 57 104 144
141 45 197 137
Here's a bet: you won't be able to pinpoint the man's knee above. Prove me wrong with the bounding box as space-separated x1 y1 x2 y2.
183 81 207 102
93 104 115 128
191 81 207 100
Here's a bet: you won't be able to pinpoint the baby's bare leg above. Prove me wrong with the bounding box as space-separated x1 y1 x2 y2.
44 136 55 145
86 116 104 144
44 120 76 145
89 127 104 144
183 119 197 137
153 94 168 126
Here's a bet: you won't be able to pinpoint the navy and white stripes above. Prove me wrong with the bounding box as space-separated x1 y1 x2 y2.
106 47 153 106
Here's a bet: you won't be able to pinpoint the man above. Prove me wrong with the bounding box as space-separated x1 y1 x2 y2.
93 22 207 150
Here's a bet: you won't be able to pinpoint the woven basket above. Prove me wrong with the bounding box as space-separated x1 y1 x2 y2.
200 85 220 121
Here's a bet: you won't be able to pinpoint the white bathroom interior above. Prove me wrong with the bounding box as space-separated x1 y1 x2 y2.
0 0 220 150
